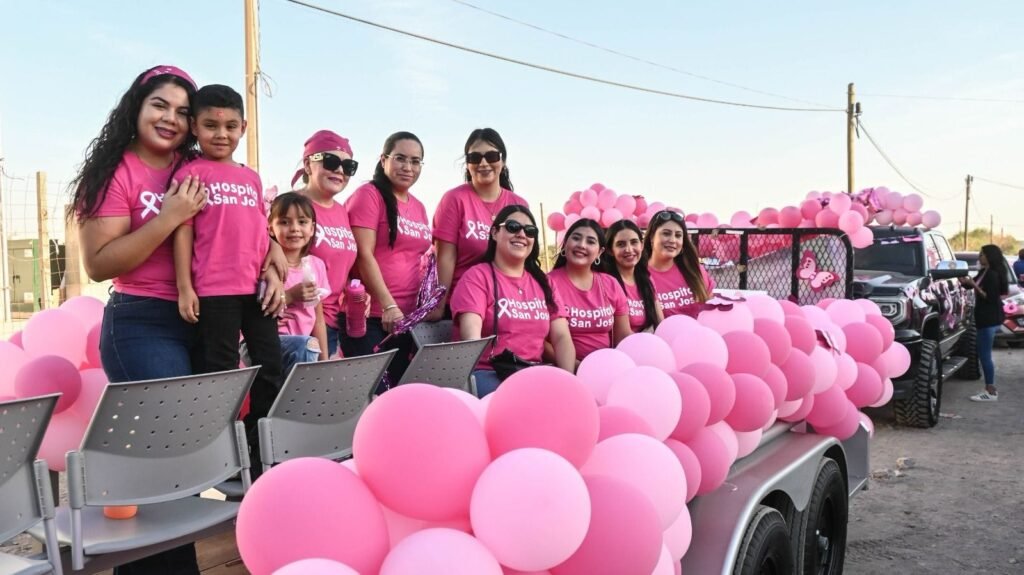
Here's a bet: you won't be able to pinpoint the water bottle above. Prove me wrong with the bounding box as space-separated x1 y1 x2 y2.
346 279 367 337
300 257 318 308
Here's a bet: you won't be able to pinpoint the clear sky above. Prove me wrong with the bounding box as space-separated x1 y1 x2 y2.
1 0 1022 241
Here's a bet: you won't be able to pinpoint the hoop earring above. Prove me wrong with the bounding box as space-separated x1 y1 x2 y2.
594 256 601 266
559 249 565 257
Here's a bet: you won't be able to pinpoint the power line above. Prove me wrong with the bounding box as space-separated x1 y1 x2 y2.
447 0 833 108
974 176 1024 191
859 93 1024 104
856 119 961 201
283 0 844 113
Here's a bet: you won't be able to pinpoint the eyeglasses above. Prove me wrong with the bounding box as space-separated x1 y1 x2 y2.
654 210 685 223
309 152 358 176
385 154 424 168
496 220 538 239
466 151 503 164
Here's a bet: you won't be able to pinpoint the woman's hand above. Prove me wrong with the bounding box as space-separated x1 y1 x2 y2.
382 305 405 333
262 241 288 281
158 176 207 226
261 273 286 316
178 287 200 324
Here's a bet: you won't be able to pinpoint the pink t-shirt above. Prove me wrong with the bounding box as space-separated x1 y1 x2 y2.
622 281 649 332
450 263 562 371
307 200 358 329
345 183 432 317
91 152 179 301
432 183 529 293
548 268 628 360
650 263 715 318
175 158 268 297
279 255 330 337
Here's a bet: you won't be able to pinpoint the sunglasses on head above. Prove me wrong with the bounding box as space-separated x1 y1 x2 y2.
310 152 358 176
496 220 538 239
466 150 503 164
654 210 685 223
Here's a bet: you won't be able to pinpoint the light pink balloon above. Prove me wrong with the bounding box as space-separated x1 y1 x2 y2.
826 299 867 327
723 331 771 377
273 559 359 575
757 208 779 227
605 366 682 441
786 315 817 356
725 374 775 432
730 211 754 228
0 342 28 397
654 314 699 343
699 304 755 335
598 405 655 441
381 528 502 575
816 209 840 228
59 296 106 331
695 213 719 228
855 299 883 316
37 410 88 473
838 210 864 234
23 308 87 366
801 305 831 329
646 201 666 215
847 362 884 407
779 349 816 400
472 449 591 572
864 314 895 351
580 189 599 208
590 183 607 193
806 385 848 429
905 211 923 227
806 191 822 200
614 194 637 217
85 322 101 369
777 397 803 418
808 347 838 394
580 206 601 221
892 208 908 226
651 544 675 575
14 355 81 413
849 202 869 222
597 188 617 210
921 210 941 229
753 319 793 365
761 364 789 407
600 208 624 227
548 212 566 232
843 323 884 364
680 363 736 425
662 503 693 561
685 427 733 495
779 299 804 318
778 206 802 228
883 191 904 211
850 226 875 249
779 393 814 423
800 199 822 220
668 372 711 443
882 343 911 378
874 209 893 225
834 353 858 391
663 439 702 504
735 428 763 459
69 368 109 422
902 193 924 212
708 421 739 463
745 294 786 324
617 332 676 372
576 348 636 404
564 214 581 230
829 194 852 214
870 378 894 407
671 326 729 370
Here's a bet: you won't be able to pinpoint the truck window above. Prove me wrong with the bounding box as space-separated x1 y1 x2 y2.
854 240 923 276
924 235 941 270
931 234 955 263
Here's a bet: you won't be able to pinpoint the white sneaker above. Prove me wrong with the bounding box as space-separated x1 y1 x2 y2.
970 391 998 402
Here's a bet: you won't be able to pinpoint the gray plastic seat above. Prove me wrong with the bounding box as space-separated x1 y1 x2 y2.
399 337 494 395
0 395 63 575
410 319 454 348
30 368 257 572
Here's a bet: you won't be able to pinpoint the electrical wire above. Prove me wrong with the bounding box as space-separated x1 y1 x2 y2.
283 0 844 113
856 119 962 201
859 93 1024 104
447 0 833 108
974 176 1024 191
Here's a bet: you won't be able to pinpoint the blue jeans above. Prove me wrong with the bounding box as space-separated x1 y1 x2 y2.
473 369 501 398
977 324 998 388
243 334 319 381
326 324 340 358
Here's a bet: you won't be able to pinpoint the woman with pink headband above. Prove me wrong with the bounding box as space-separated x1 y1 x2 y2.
292 130 360 357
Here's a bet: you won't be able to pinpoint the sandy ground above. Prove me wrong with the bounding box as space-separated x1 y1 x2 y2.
846 346 1024 574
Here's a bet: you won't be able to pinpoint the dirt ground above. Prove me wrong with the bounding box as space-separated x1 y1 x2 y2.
846 346 1024 575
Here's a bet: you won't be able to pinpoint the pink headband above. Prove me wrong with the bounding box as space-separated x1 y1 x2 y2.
141 65 197 90
291 130 354 186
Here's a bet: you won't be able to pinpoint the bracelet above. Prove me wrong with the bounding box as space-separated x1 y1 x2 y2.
383 304 399 312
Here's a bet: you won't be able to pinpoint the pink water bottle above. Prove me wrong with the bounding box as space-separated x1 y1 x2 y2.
300 257 318 308
345 279 367 337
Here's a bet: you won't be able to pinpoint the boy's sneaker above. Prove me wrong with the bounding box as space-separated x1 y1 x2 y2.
970 391 998 402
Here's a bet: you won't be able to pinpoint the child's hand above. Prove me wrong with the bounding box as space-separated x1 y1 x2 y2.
286 282 319 306
178 288 200 324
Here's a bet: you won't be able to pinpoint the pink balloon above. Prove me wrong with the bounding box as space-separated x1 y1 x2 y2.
815 209 840 228
921 210 941 229
274 559 359 575
723 332 771 377
505 570 552 575
779 299 803 318
663 440 702 504
670 326 728 370
580 206 601 221
616 332 676 372
801 305 831 329
785 315 817 354
550 476 662 575
646 202 666 215
806 191 822 200
564 199 583 215
633 196 648 216
37 410 88 472
834 353 858 391
813 402 860 440
654 314 699 343
59 296 105 331
699 304 755 335
776 397 803 418
472 449 590 572
590 183 607 193
0 341 28 397
662 501 693 560
581 434 687 528
735 428 763 459
651 544 675 575
892 208 908 226
864 314 895 351
680 363 735 425
745 295 785 324
380 505 473 549
381 528 502 575
598 406 655 441
237 459 389 575
564 214 581 230
753 319 793 365
597 188 617 210
882 343 911 378
548 212 567 232
668 373 711 443
849 226 875 249
730 211 754 228
905 211 922 227
69 368 109 422
808 347 838 394
757 208 779 227
826 299 867 327
800 199 822 220
684 427 733 495
761 364 789 407
576 348 636 404
850 202 869 221
614 194 637 217
444 388 486 428
605 366 682 441
726 374 775 432
806 385 848 429
838 211 864 234
847 362 884 407
684 213 698 225
843 323 883 364
637 213 652 228
855 299 883 316
14 355 81 413
778 206 802 228
779 393 814 423
779 349 816 400
871 378 895 407
354 384 490 520
708 421 739 463
883 191 904 211
85 322 102 369
874 209 893 226
580 189 599 207
902 193 924 212
8 330 23 348
487 367 599 468
695 213 719 228
829 194 852 214
23 309 87 366
600 208 623 227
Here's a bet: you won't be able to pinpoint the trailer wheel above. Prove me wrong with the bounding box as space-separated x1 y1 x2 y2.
733 505 795 575
796 458 848 575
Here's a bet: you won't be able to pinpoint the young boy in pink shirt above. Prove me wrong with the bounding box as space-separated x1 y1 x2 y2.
172 85 282 473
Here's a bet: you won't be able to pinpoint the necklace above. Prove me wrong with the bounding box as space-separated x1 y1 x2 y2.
477 187 502 221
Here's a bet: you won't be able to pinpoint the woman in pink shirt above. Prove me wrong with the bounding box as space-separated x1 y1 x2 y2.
429 128 528 320
644 210 713 318
604 219 663 332
547 218 631 365
344 132 432 387
292 130 360 357
450 205 575 397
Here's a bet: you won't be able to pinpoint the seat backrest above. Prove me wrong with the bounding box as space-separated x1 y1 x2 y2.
0 395 58 543
71 368 257 506
261 349 396 465
398 337 494 391
410 319 454 348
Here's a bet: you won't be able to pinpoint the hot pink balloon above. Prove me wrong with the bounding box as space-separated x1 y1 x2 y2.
921 210 941 229
695 213 719 228
785 315 817 354
843 323 884 364
59 296 105 331
605 366 682 441
864 314 895 351
616 332 676 372
780 349 816 401
850 226 875 249
757 208 779 227
8 330 23 348
548 212 566 232
680 363 735 425
614 194 636 217
723 331 771 377
600 208 624 227
637 213 652 228
576 348 636 404
670 326 729 370
735 428 764 458
800 199 822 220
684 427 733 495
905 211 922 227
23 308 87 366
778 206 802 228
668 372 711 443
580 189 599 207
14 355 81 413
779 393 814 423
815 209 840 228
564 199 583 215
806 385 849 429
813 402 860 440
237 459 389 575
273 559 359 575
699 304 755 335
0 341 28 397
834 353 858 391
870 378 895 407
882 343 911 378
753 319 793 365
808 347 838 394
762 364 789 407
847 362 884 407
597 188 617 210
850 202 869 221
381 528 502 575
725 374 775 432
663 439 702 504
633 196 648 216
730 211 754 227
598 405 655 441
580 206 601 221
684 213 698 225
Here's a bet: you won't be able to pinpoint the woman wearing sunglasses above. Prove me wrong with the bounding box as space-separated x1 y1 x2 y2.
644 210 713 317
604 219 663 332
547 218 631 365
449 205 575 397
344 131 432 384
428 128 528 321
293 130 361 357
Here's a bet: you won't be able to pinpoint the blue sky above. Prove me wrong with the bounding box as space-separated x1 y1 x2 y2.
2 0 1022 240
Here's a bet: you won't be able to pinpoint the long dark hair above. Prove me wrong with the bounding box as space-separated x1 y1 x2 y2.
372 131 422 248
552 218 604 270
604 219 659 330
268 192 317 258
68 70 198 220
643 212 710 303
463 128 513 191
979 244 1010 296
483 205 556 313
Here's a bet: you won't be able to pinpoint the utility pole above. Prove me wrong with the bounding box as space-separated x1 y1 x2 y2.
244 0 260 172
539 202 550 271
990 215 994 245
0 153 9 323
846 83 857 195
36 172 50 310
963 175 972 250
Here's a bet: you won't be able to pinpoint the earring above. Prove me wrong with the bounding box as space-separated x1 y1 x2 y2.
594 256 601 266
559 249 565 257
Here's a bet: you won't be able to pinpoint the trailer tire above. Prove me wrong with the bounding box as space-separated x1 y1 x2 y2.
733 506 795 575
795 458 848 575
893 339 942 428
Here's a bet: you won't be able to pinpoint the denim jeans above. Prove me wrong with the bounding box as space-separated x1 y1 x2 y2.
473 369 502 398
977 324 999 388
326 324 340 358
338 315 414 394
99 292 201 575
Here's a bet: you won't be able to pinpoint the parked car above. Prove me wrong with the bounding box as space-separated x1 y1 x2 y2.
955 251 1024 347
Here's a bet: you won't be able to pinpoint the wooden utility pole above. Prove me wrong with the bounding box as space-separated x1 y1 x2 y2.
244 0 260 171
847 83 857 195
539 202 550 271
963 175 972 250
0 155 9 323
36 171 50 310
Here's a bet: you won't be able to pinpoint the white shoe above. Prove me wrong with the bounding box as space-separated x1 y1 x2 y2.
970 391 998 402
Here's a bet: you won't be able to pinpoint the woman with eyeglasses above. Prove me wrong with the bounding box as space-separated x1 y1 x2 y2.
428 128 529 321
344 131 432 384
604 219 663 332
644 210 713 317
449 205 575 397
293 130 360 357
547 218 631 365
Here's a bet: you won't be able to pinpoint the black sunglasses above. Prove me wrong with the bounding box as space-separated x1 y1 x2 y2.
654 210 685 223
466 151 503 164
310 152 358 176
496 220 538 239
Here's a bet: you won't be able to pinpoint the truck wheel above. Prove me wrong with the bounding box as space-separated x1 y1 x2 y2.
733 506 795 575
795 459 848 575
893 339 942 428
954 322 981 380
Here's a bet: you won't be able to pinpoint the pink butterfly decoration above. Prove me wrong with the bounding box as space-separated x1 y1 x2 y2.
797 250 838 292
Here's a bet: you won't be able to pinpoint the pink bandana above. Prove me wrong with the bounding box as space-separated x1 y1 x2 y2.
141 65 197 90
291 130 354 186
